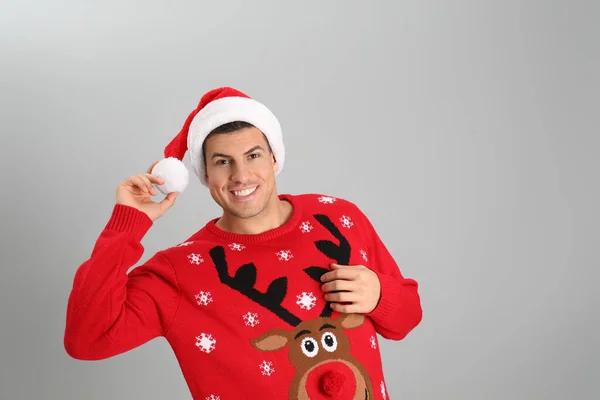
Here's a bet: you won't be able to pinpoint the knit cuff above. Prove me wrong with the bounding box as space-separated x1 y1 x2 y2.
104 204 153 241
366 272 403 323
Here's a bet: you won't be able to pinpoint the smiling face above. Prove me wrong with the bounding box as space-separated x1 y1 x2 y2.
203 125 279 221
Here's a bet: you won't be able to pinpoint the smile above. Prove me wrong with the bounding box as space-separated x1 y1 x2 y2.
231 186 257 197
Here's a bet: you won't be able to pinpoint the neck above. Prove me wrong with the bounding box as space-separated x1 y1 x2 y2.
216 195 293 235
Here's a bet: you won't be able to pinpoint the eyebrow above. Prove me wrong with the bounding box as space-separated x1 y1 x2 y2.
210 145 266 160
319 324 336 331
294 329 312 340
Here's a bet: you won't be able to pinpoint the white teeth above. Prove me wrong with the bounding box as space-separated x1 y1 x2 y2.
233 187 257 197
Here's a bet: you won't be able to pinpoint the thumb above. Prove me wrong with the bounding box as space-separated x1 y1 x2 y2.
160 192 179 210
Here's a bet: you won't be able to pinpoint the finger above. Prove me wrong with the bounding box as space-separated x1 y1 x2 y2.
321 269 359 283
160 191 179 210
137 174 157 195
331 263 363 269
330 302 361 314
321 280 356 293
324 291 359 303
143 173 164 185
146 160 159 174
330 263 351 269
129 176 150 194
331 264 367 272
142 173 165 195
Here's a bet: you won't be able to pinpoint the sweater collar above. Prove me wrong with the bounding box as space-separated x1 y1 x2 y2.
203 194 302 244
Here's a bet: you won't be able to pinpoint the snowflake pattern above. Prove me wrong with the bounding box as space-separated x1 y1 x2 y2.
177 241 194 247
340 215 354 229
229 243 245 251
206 396 220 400
296 292 317 310
243 312 260 327
195 333 216 354
370 335 377 349
360 249 369 263
188 253 204 265
195 291 213 306
299 221 313 233
381 381 387 399
275 250 294 261
318 196 336 204
259 360 275 376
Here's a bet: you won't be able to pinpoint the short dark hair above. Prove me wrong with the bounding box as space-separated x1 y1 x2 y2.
210 121 255 135
202 121 273 166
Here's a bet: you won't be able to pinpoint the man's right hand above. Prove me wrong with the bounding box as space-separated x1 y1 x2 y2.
116 161 179 221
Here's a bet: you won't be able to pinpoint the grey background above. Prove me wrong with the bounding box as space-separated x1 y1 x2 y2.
1 1 598 399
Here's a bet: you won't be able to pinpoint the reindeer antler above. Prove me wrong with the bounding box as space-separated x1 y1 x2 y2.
312 214 351 265
208 246 302 326
207 214 352 325
303 214 352 318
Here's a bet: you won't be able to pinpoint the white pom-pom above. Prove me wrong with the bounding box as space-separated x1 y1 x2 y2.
151 157 189 194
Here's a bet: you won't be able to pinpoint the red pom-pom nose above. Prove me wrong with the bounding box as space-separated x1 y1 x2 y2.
321 370 346 396
306 362 356 399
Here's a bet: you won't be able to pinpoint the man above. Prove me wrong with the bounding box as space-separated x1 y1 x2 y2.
64 87 422 400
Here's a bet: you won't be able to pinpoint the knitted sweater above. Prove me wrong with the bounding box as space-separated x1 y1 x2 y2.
64 193 422 400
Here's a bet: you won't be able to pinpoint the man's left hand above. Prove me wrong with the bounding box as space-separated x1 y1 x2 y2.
320 264 381 314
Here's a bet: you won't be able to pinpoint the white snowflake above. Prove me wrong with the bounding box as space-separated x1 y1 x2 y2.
381 381 387 399
195 333 216 353
370 335 377 349
243 312 260 327
259 360 275 376
206 396 220 400
360 249 369 262
318 196 336 204
229 243 245 251
195 291 213 306
275 250 294 261
296 292 317 310
340 215 354 229
188 253 204 265
177 241 194 247
299 221 313 233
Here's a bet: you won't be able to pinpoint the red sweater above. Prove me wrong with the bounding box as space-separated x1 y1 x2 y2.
64 193 422 400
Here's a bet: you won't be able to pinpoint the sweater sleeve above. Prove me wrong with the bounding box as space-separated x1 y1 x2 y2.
353 205 423 340
64 204 180 360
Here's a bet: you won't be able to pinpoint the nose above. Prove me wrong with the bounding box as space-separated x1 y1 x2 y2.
306 362 357 399
230 163 250 184
322 370 347 396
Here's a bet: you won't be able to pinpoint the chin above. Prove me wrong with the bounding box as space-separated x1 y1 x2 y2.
219 200 261 219
231 208 264 220
218 198 257 219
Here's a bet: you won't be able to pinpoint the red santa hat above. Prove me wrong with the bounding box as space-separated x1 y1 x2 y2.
151 87 284 194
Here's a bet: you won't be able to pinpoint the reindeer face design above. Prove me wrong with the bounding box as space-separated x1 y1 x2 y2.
252 314 374 400
207 213 375 399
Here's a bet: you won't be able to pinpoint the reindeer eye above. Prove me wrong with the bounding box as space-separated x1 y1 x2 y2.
321 332 338 352
301 337 319 358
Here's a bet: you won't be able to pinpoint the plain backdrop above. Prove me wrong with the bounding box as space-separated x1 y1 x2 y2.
1 1 598 399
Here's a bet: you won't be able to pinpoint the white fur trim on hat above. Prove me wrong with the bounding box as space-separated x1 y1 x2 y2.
187 96 284 186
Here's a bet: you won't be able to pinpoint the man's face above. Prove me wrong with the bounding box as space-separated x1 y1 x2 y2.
204 127 279 220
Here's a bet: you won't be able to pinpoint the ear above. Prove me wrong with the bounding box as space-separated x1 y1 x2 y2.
251 329 289 351
272 153 279 173
339 313 365 330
